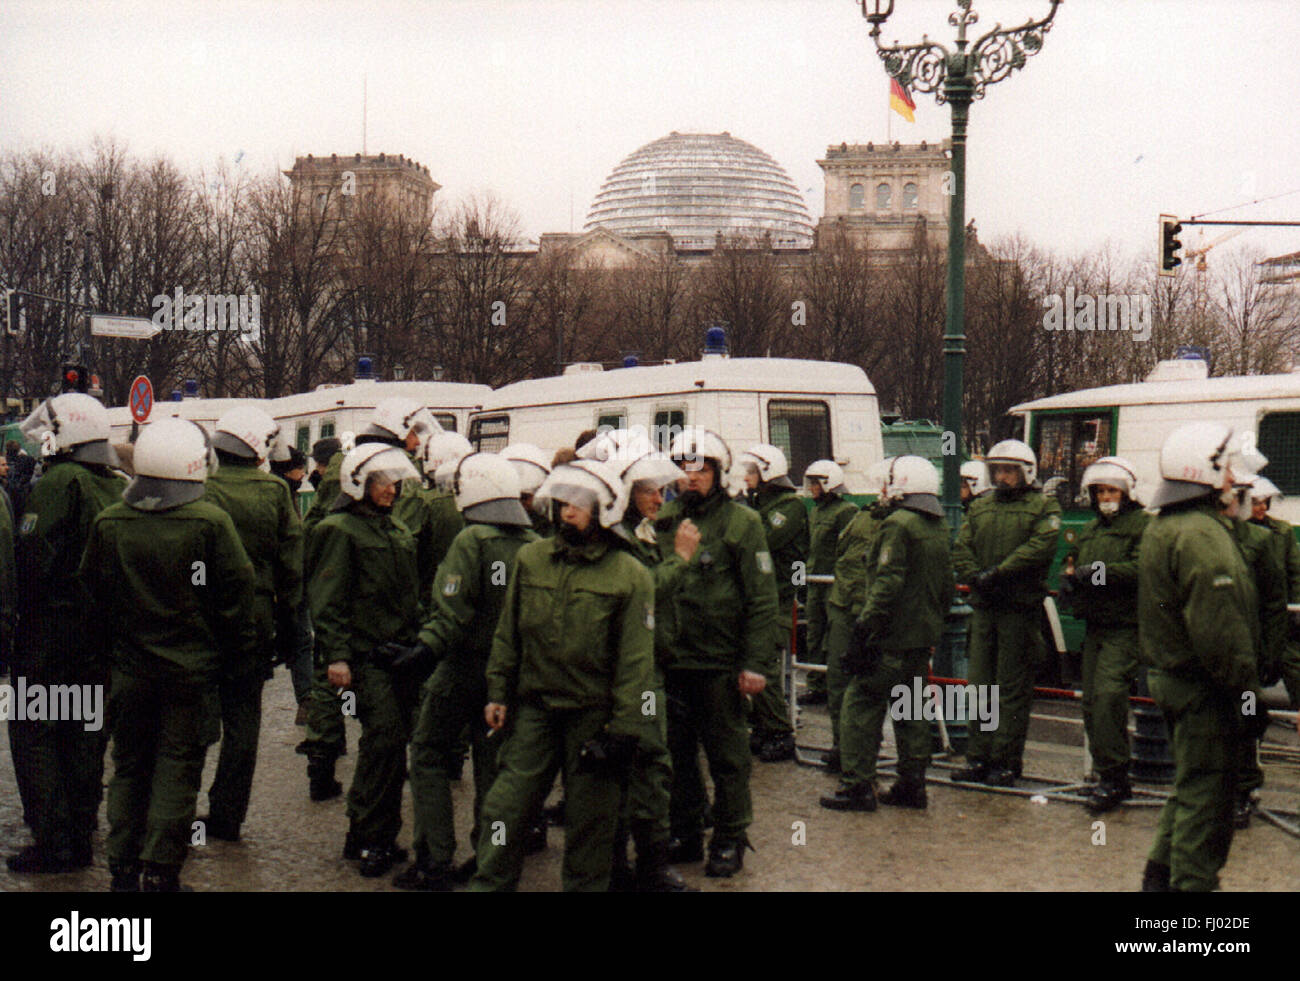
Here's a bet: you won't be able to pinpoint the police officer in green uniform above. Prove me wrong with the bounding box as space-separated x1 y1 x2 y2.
7 394 125 874
578 429 697 892
960 460 990 510
738 443 806 763
468 459 655 892
1139 423 1261 892
80 419 257 892
822 456 952 811
300 398 439 800
306 443 425 877
951 439 1060 786
390 453 537 891
800 460 858 707
1058 457 1148 815
198 406 303 842
820 463 893 772
658 428 778 877
1223 472 1285 829
1247 477 1300 713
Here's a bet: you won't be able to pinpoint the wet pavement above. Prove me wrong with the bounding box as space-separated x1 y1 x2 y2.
2 671 1296 892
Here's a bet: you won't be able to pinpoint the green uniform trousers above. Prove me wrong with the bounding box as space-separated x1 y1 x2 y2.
1146 671 1242 892
964 607 1042 769
303 662 347 759
347 662 421 847
1080 625 1138 780
1282 639 1300 709
106 663 220 867
748 636 794 739
622 679 672 849
408 655 496 867
666 669 752 842
825 605 854 749
469 703 620 892
805 584 831 695
6 674 109 855
206 669 265 828
840 647 932 787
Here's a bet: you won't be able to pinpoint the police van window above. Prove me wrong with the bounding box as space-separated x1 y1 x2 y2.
433 413 456 432
296 424 310 454
1258 412 1300 494
653 408 686 451
1034 412 1113 510
596 411 626 432
768 400 831 487
470 414 509 452
319 420 335 440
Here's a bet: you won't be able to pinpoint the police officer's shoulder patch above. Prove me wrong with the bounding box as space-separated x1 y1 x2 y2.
1212 574 1234 588
1047 515 1061 530
644 602 655 631
443 574 462 596
769 511 787 529
878 546 891 567
756 550 773 574
18 513 36 535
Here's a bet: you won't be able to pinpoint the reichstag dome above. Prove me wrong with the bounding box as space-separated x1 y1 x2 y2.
584 131 814 250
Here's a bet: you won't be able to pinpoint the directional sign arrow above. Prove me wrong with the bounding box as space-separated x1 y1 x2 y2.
91 314 161 339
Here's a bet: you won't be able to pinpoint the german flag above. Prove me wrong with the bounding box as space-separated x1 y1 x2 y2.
890 77 916 123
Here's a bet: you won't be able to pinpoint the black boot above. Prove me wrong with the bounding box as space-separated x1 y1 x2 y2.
820 783 877 812
705 836 753 878
197 814 241 842
393 853 454 892
522 820 547 855
635 840 697 892
950 762 989 783
879 775 928 809
308 755 343 802
450 855 478 884
666 834 704 864
141 862 184 892
982 766 1016 787
1085 776 1132 815
109 860 141 893
758 733 796 763
1141 860 1171 892
359 844 407 878
342 831 362 861
5 844 80 874
1232 794 1256 830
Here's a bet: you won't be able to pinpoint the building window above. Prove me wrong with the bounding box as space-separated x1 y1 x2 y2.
319 420 335 440
903 182 919 209
876 183 892 210
767 400 832 488
849 183 865 210
433 413 457 432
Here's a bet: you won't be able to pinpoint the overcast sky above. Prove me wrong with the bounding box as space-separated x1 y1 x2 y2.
4 0 1298 264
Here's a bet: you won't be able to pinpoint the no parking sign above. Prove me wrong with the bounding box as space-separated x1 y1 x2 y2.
129 375 153 424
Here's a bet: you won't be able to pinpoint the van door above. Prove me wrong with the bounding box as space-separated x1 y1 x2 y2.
767 398 832 486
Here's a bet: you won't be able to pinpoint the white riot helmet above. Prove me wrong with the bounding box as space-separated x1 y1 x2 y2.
960 460 991 497
577 429 684 491
338 443 420 502
738 443 794 488
1149 422 1234 509
985 439 1037 486
422 431 473 482
361 398 440 444
885 455 943 516
19 393 119 467
534 459 630 530
1252 475 1282 506
451 452 531 526
123 418 217 511
803 459 847 496
866 457 896 497
502 443 552 495
669 426 732 474
1081 456 1138 502
433 454 467 494
213 405 279 461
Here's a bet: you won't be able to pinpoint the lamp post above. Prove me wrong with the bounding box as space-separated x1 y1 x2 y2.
859 0 1061 529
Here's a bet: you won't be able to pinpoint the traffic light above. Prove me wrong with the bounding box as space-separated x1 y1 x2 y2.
1159 214 1183 277
4 290 16 337
60 364 89 394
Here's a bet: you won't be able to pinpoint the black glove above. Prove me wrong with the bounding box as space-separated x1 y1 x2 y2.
379 641 436 675
1245 705 1271 741
576 731 638 777
971 566 1002 594
842 618 882 677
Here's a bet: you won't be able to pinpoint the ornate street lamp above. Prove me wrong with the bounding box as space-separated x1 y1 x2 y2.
859 0 1061 528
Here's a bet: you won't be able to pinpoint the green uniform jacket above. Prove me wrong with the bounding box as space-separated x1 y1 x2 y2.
1065 504 1148 626
952 487 1062 610
306 501 421 668
1232 517 1286 676
203 460 304 674
621 514 689 664
15 460 125 672
859 505 954 649
1254 514 1300 602
809 496 858 577
79 499 257 679
1137 500 1256 691
486 535 654 738
0 497 14 660
303 451 344 534
828 502 889 615
416 522 538 661
397 477 463 611
655 488 779 676
748 485 809 609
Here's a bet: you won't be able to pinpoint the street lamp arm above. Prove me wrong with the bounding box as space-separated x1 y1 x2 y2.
969 0 1062 99
870 32 953 103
